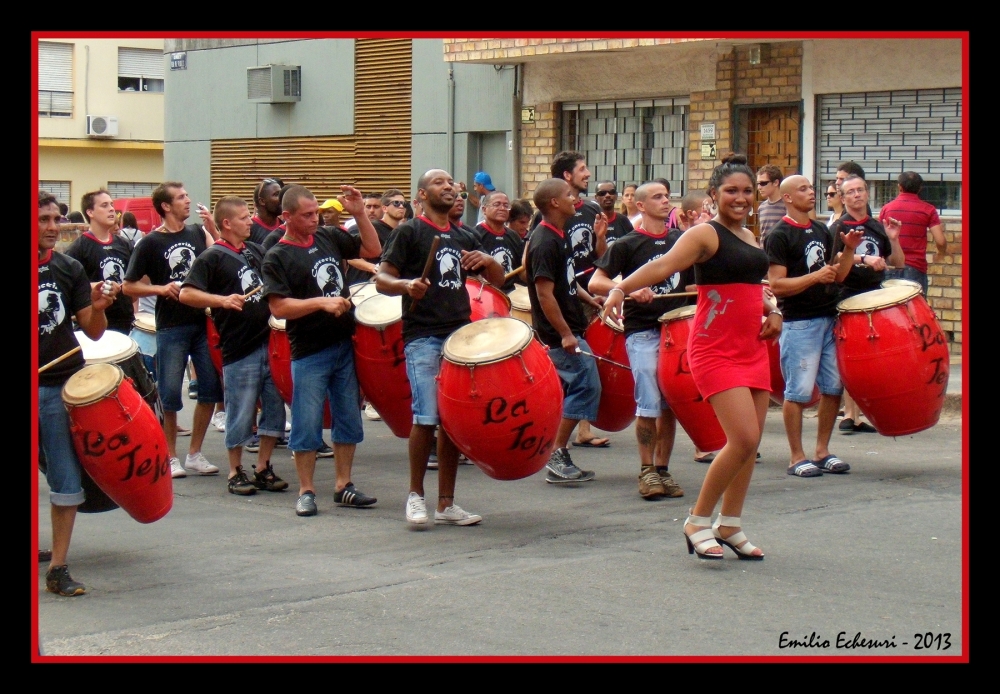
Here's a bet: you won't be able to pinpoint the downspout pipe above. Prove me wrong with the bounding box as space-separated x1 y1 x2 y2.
447 67 455 176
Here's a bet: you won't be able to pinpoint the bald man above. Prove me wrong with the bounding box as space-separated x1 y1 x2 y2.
764 175 863 479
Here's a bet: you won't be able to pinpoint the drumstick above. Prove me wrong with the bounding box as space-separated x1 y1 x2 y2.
348 280 375 300
409 235 441 312
243 284 263 300
504 266 524 282
38 345 82 374
574 347 631 371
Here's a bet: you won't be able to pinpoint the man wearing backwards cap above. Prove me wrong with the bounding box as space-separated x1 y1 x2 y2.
470 171 496 226
319 198 344 228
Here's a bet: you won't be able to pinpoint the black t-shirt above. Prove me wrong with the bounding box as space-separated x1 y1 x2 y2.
38 250 90 387
249 216 284 247
261 226 362 360
765 217 840 320
603 211 635 247
526 220 588 348
64 231 134 332
345 219 394 287
830 215 892 299
594 228 694 335
566 200 602 291
261 227 284 251
475 223 525 291
124 225 209 329
380 216 484 345
183 239 270 366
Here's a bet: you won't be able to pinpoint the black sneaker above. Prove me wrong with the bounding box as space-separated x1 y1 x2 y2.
39 549 52 563
245 434 261 452
275 436 289 449
852 421 878 433
316 443 334 458
45 565 86 596
188 380 198 399
252 462 289 492
296 491 317 517
227 466 257 496
839 418 856 435
334 482 377 508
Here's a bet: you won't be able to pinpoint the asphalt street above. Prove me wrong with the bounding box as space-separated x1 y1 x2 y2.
35 360 965 659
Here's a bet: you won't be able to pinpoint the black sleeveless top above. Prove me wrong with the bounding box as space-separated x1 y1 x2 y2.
694 220 770 285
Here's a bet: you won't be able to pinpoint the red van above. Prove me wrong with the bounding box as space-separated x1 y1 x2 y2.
113 197 162 233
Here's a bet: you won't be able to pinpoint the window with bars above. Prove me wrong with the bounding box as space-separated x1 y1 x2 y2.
816 88 961 215
40 181 71 209
108 182 158 198
561 98 689 197
118 47 164 93
38 42 73 117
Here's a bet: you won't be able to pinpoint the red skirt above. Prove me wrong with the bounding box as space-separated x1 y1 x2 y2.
688 283 770 400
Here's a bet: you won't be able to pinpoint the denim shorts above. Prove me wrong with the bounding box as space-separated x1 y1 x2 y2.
38 385 85 506
404 335 446 427
625 328 669 417
778 315 842 403
156 322 223 412
884 265 929 297
547 336 601 421
222 342 286 449
289 340 363 451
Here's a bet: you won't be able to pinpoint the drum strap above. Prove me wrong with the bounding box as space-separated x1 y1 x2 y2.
213 242 264 274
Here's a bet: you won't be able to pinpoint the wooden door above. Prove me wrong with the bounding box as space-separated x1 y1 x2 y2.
739 104 800 237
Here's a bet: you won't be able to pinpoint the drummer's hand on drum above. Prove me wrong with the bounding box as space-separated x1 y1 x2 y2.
839 227 865 250
630 287 656 304
321 296 352 317
602 287 626 325
219 293 245 311
561 333 580 354
459 249 492 272
405 277 430 301
865 255 887 272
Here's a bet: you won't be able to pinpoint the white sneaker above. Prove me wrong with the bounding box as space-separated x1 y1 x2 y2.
405 492 428 525
184 452 220 475
285 421 291 432
434 504 483 526
211 411 227 432
170 457 186 478
364 403 382 421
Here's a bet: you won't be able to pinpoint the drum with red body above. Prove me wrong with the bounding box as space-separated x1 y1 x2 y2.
583 314 635 432
352 293 412 438
61 363 172 524
657 306 728 452
75 328 162 424
205 308 223 380
765 317 820 407
268 316 332 428
466 276 511 321
835 285 949 436
438 318 563 480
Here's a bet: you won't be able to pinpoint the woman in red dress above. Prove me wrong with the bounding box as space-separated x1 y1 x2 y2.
603 153 782 560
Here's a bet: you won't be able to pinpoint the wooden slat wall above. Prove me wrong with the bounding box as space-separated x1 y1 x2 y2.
209 39 413 210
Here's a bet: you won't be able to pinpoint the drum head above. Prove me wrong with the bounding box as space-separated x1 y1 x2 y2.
268 316 286 331
838 285 920 313
599 313 624 333
881 278 922 291
62 363 124 406
355 293 403 327
443 317 533 365
134 312 156 334
507 285 531 311
350 282 379 306
74 330 139 363
659 305 697 323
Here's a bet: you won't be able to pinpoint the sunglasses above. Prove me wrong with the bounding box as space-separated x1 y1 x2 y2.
757 180 772 187
594 189 617 197
387 200 407 208
458 191 468 199
826 192 838 197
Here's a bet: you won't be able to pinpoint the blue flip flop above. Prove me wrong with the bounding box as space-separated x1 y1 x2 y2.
814 454 850 474
787 460 823 477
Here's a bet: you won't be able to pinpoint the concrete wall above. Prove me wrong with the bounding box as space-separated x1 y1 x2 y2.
38 144 163 213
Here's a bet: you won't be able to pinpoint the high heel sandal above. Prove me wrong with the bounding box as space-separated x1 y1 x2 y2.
712 515 764 561
684 512 724 560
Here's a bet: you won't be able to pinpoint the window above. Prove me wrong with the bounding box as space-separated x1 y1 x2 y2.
816 88 962 215
118 47 164 93
38 42 73 117
40 181 71 209
562 98 689 197
108 182 158 198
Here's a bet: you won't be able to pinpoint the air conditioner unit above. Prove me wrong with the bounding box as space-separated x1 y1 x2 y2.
247 64 301 103
86 115 119 137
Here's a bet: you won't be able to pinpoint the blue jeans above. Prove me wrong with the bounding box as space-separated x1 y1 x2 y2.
625 328 669 418
779 316 843 403
156 322 222 412
547 337 601 421
38 385 85 506
404 335 446 427
884 265 929 297
222 342 286 449
289 340 363 451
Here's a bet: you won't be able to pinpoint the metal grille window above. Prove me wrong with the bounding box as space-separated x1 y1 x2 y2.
118 47 164 93
816 88 961 214
562 98 689 197
40 181 71 208
39 42 73 117
108 182 158 198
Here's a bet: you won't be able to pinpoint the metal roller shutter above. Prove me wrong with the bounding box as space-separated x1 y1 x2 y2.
118 47 164 78
38 42 73 115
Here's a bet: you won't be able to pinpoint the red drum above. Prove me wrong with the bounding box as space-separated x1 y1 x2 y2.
881 278 923 292
352 293 412 438
657 306 728 452
75 329 162 425
205 309 223 381
438 318 563 480
268 316 332 428
835 285 950 436
466 276 511 321
61 363 172 524
583 314 635 432
765 318 820 407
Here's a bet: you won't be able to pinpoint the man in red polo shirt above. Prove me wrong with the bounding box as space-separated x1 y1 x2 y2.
878 171 946 297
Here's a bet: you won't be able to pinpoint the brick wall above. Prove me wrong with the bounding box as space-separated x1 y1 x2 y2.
929 218 963 356
441 38 706 62
518 103 559 202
